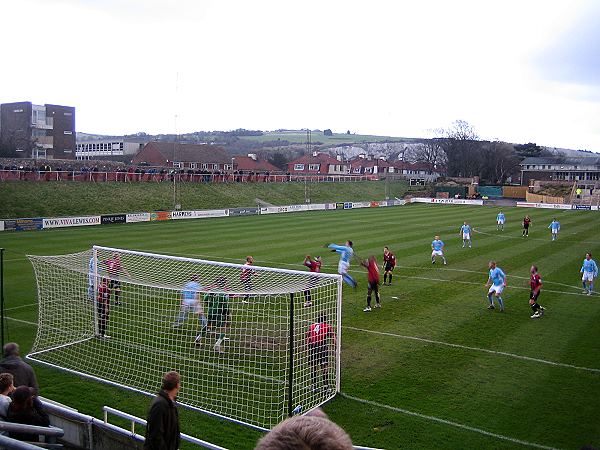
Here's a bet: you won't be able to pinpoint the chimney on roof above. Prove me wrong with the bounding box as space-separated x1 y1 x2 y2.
336 155 342 161
312 151 318 157
248 153 257 161
358 154 365 159
367 154 373 161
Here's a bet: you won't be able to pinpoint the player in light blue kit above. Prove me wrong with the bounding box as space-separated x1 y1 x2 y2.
328 241 357 288
460 222 472 248
496 211 505 231
485 261 506 311
431 235 447 265
580 253 598 296
173 274 207 328
548 218 560 241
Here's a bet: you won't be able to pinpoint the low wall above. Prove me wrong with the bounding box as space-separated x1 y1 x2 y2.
526 192 565 204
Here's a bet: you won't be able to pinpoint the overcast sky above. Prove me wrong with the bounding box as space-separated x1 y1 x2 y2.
2 0 600 151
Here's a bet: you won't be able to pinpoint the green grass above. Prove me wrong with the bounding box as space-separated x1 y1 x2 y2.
1 204 599 449
0 180 409 218
239 131 418 146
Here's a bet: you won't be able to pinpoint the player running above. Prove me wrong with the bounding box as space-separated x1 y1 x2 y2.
580 253 598 296
96 277 111 338
104 252 130 305
306 314 336 393
496 211 505 231
529 265 546 319
194 277 231 354
460 221 472 248
431 236 447 265
303 255 322 307
361 256 381 312
382 247 396 286
485 261 506 312
522 215 532 237
327 241 357 288
548 218 560 241
173 274 206 329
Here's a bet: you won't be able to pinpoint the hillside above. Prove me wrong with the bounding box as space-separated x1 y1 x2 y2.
0 180 409 218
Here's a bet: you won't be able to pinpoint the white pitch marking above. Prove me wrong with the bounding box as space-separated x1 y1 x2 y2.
344 325 600 374
5 303 37 312
340 393 562 450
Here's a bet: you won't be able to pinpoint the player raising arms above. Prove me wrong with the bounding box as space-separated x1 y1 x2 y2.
104 252 131 306
522 215 532 237
485 261 507 312
302 255 322 307
431 235 447 265
382 246 396 286
548 218 560 241
580 252 598 296
460 221 472 248
361 256 381 312
194 277 231 354
529 265 546 318
306 314 336 393
327 241 357 288
496 211 505 231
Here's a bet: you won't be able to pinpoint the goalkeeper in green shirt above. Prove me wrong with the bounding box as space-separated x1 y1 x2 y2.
194 277 231 354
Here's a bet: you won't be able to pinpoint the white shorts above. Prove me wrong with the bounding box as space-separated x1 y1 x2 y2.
431 250 444 257
181 301 201 314
551 229 558 234
462 233 471 240
582 272 595 282
338 260 349 275
497 220 505 225
488 284 504 295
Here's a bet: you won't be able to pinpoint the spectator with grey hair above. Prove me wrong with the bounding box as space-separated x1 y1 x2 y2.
255 414 354 450
0 343 39 394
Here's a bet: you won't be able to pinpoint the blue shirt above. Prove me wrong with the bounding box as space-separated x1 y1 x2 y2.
548 221 560 231
432 240 444 251
328 244 353 264
460 225 471 234
497 213 505 221
581 259 599 276
182 281 201 302
488 267 506 286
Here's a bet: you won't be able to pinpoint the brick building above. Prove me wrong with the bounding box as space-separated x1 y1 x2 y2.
520 156 600 185
287 152 349 175
132 142 231 170
0 101 75 159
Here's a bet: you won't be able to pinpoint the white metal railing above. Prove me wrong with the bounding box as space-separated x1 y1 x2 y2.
102 406 227 450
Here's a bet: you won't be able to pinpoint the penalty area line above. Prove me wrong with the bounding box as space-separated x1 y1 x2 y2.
340 393 562 450
343 325 600 374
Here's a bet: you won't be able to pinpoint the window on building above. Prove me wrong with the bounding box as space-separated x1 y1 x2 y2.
308 164 320 171
294 164 305 171
189 163 196 169
212 164 219 170
201 163 208 169
173 162 183 168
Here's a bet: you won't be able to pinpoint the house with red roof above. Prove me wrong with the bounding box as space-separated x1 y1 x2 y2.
232 154 280 172
393 161 443 177
132 142 230 170
286 152 349 175
349 155 394 175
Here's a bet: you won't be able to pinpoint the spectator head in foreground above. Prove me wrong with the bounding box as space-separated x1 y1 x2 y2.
161 370 181 397
3 343 19 358
255 415 353 450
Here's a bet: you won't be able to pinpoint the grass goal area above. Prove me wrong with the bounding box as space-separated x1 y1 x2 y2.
27 245 342 429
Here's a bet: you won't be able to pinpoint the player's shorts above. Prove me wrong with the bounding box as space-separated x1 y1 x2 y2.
181 301 201 314
309 343 329 366
551 229 558 234
497 220 505 225
488 284 504 295
384 263 394 272
523 224 530 229
367 281 379 294
431 250 444 257
530 289 540 301
582 271 595 282
462 233 471 240
338 260 349 275
108 279 121 290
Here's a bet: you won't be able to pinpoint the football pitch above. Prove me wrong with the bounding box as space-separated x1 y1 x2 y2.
0 203 599 449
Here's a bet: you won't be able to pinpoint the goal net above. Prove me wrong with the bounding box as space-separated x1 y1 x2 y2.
27 245 342 430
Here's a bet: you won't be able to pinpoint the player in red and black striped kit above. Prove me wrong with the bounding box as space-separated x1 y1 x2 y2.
302 255 321 307
529 265 546 318
361 256 381 312
382 246 396 285
306 314 335 393
522 215 532 237
96 277 111 338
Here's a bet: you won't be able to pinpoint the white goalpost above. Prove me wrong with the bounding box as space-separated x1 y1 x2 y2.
27 245 342 430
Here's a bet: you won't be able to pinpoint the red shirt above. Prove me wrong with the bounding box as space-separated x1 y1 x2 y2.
97 285 111 304
307 322 333 345
304 260 322 273
241 262 253 281
367 259 380 284
530 273 542 291
383 252 396 267
523 217 531 227
105 259 122 277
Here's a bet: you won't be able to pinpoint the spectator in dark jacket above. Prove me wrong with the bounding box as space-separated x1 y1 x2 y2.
0 343 39 394
144 371 180 450
6 386 50 442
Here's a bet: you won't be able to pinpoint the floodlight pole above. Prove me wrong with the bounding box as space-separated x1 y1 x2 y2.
0 248 4 349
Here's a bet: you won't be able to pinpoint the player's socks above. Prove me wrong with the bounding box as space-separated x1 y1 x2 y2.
342 273 357 288
497 297 504 310
487 293 494 305
388 274 392 284
215 333 225 347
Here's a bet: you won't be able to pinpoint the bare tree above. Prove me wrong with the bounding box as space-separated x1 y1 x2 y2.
479 141 521 184
410 140 447 169
437 120 482 178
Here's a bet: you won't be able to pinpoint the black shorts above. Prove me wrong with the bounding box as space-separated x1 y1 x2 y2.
523 224 530 229
384 263 394 272
530 290 540 301
108 279 121 290
309 343 329 366
368 281 379 294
